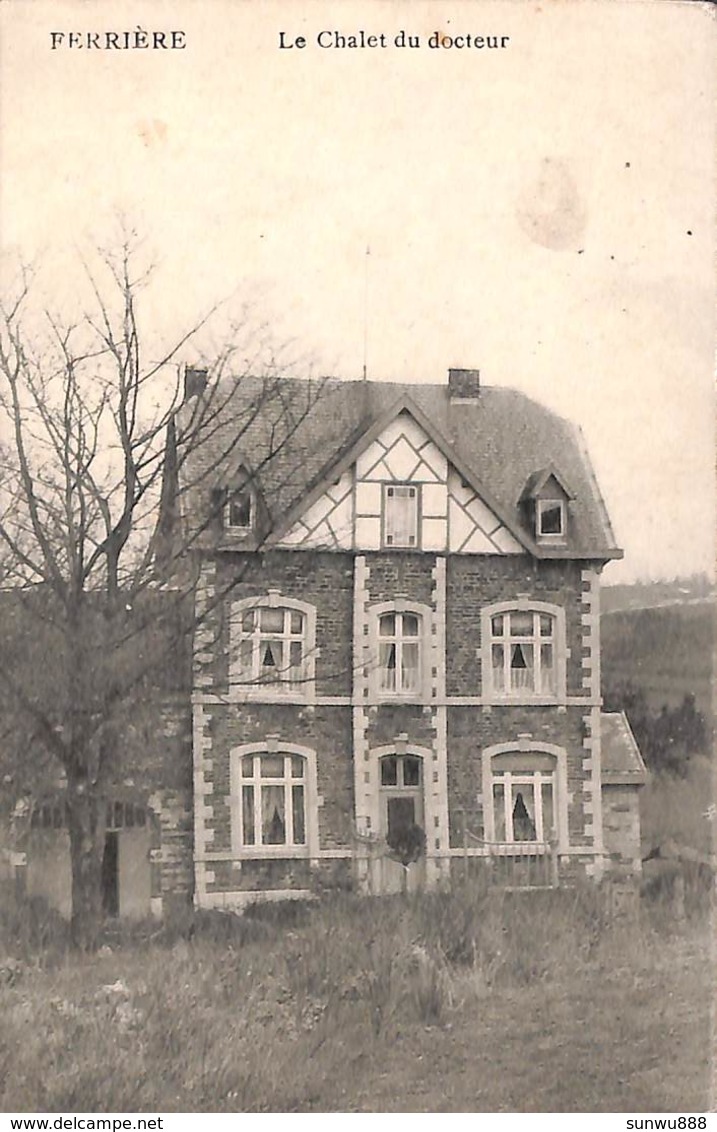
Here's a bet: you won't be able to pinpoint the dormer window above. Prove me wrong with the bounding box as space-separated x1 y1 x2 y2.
383 484 419 548
519 466 573 547
537 499 565 539
226 489 253 532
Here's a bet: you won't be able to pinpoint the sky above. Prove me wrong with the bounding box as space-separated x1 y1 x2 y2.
1 0 715 583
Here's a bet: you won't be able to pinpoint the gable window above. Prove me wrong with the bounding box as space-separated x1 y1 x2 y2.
231 597 317 700
537 499 565 539
226 489 253 531
378 611 421 695
383 484 418 548
238 752 307 849
490 753 557 845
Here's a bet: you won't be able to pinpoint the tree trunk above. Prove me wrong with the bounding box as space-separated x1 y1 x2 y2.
66 784 107 951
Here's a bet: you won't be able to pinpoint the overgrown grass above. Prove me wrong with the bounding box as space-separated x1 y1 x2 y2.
641 755 715 857
1 880 712 1112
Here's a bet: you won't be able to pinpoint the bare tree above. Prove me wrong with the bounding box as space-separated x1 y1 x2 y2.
0 237 324 948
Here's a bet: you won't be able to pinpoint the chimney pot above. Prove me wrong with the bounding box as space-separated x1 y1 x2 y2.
448 368 481 399
184 366 209 401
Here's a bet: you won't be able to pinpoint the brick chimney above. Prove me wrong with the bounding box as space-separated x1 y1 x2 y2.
184 365 209 401
448 368 480 400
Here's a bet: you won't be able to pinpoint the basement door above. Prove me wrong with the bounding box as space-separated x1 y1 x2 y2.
377 754 426 894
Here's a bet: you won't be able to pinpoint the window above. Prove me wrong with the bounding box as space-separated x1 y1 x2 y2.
29 801 147 830
231 597 317 702
231 743 319 858
378 611 421 695
237 606 306 690
384 484 418 548
226 489 253 531
380 753 422 788
238 752 307 850
489 610 557 697
487 752 558 846
537 498 565 539
379 754 424 847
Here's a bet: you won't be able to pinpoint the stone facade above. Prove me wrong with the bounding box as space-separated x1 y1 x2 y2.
191 541 635 906
12 374 647 916
177 379 647 909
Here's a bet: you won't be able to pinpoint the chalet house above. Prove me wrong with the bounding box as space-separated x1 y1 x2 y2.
7 366 646 918
163 366 646 908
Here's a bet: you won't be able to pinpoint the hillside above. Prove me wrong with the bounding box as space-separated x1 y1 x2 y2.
602 576 714 615
601 600 714 715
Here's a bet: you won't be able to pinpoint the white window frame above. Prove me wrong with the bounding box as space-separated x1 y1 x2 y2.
482 742 569 853
230 742 319 859
225 488 254 532
369 600 430 702
377 611 421 696
481 600 567 703
536 498 566 541
382 483 420 549
230 594 317 702
491 766 556 844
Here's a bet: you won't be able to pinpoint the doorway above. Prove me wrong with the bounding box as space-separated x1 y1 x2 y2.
101 804 152 919
101 831 119 917
377 753 425 893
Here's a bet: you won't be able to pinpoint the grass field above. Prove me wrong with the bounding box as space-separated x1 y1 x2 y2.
1 593 713 1113
640 755 714 858
601 599 715 860
1 885 713 1113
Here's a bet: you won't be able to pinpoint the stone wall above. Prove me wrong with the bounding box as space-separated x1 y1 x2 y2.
601 783 642 879
193 547 603 900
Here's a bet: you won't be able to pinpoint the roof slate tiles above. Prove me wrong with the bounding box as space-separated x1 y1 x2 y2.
601 711 648 784
176 376 621 559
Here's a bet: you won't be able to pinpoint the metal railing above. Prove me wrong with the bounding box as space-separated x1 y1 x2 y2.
460 823 559 889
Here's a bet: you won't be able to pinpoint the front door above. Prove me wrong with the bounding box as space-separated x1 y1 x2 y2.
377 754 425 893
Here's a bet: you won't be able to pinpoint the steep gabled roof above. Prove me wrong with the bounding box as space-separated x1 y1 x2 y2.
266 392 536 552
174 376 622 560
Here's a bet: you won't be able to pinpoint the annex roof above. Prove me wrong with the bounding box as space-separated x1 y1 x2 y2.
601 711 648 786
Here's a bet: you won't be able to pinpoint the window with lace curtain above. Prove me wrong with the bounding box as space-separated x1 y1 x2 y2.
238 752 307 849
490 610 556 695
491 761 556 844
482 602 566 702
377 610 422 696
230 743 319 858
231 597 316 701
484 748 565 851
